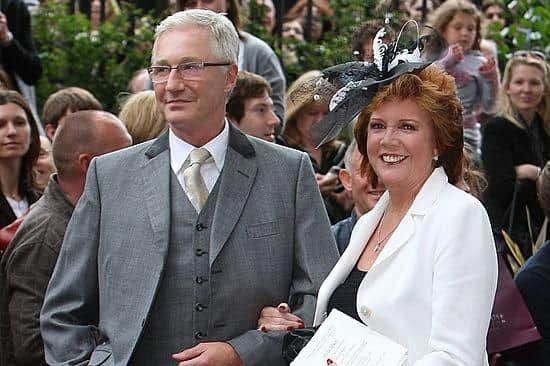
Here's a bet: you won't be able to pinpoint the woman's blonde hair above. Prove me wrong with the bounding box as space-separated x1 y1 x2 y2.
495 55 550 133
428 0 482 51
118 91 167 145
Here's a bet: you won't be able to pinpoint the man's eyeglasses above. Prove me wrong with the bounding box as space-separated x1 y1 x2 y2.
511 50 546 61
147 61 231 83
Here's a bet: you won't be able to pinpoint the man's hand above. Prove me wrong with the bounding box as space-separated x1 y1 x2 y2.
172 342 244 366
0 12 10 45
316 173 339 196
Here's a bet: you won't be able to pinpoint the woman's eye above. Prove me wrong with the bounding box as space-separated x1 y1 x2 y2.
401 123 416 130
369 122 384 129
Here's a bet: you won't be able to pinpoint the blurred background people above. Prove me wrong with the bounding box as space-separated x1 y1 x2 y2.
482 52 550 259
227 70 280 142
281 15 304 66
280 70 348 223
0 0 42 115
41 87 103 141
407 0 440 23
430 0 499 161
118 90 167 145
284 0 333 42
331 140 384 254
127 68 150 94
351 19 385 62
481 0 506 31
0 110 132 366
179 0 286 122
0 90 40 229
33 135 55 192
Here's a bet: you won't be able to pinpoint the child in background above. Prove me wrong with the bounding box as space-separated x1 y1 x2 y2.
429 0 499 161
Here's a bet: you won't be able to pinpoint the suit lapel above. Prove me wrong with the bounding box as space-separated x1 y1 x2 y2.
131 132 171 333
209 125 257 266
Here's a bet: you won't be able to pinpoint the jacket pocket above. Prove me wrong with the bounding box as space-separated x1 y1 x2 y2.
246 221 280 238
88 342 113 366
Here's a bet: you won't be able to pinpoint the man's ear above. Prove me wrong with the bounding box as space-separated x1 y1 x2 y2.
45 124 56 141
339 169 352 192
224 64 238 93
77 153 93 174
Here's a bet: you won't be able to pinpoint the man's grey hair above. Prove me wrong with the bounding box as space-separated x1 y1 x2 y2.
343 139 357 172
154 9 239 64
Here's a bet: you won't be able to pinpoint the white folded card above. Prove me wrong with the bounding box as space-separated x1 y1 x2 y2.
291 309 407 366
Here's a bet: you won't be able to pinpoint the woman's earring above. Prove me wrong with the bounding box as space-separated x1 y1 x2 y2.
433 155 439 162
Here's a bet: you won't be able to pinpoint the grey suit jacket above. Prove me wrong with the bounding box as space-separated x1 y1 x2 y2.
40 126 339 366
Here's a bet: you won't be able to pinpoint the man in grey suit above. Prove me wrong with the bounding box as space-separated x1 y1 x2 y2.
40 9 338 366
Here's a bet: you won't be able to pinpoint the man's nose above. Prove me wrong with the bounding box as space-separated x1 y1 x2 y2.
166 68 184 91
267 109 280 126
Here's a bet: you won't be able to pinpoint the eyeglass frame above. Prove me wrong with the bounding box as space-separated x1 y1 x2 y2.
147 61 231 83
509 50 546 61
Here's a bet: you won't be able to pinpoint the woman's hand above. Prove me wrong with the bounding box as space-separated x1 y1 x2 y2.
515 164 541 181
257 303 305 332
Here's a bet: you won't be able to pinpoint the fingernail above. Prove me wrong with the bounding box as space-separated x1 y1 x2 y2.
287 326 294 331
327 359 334 365
278 304 287 311
260 325 267 332
298 323 304 329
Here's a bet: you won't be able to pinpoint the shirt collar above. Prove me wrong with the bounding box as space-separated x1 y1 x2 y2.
169 119 229 174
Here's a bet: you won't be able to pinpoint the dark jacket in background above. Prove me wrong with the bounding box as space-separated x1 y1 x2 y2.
482 114 550 258
515 241 550 365
0 189 39 230
0 0 42 88
330 209 357 255
0 176 73 366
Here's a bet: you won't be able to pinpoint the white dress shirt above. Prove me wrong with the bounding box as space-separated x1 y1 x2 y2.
6 196 29 218
169 120 229 194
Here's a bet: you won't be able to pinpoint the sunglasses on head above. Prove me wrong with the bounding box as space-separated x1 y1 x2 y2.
510 50 546 61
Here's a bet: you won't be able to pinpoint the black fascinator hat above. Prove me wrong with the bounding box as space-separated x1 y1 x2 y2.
290 20 447 147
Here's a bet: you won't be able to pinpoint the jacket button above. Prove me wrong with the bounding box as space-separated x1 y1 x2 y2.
195 276 206 284
194 331 205 340
195 248 207 256
196 223 206 231
195 303 206 312
360 305 372 317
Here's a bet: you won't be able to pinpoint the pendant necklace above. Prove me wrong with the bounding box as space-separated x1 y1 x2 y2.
374 209 398 252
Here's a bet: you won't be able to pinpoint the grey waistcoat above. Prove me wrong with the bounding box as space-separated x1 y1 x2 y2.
130 171 220 365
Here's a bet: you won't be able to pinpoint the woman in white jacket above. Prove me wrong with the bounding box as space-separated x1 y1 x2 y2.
259 64 498 365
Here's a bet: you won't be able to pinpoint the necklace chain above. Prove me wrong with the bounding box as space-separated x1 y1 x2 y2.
374 209 399 252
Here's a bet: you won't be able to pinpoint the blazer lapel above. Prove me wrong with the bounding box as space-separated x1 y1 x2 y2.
209 126 257 266
129 132 171 336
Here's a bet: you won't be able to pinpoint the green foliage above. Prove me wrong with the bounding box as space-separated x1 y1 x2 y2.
32 2 157 113
486 0 549 68
245 0 380 85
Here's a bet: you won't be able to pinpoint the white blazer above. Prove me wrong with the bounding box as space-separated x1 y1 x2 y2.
314 167 498 365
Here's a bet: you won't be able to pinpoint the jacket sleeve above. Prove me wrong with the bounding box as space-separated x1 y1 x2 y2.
227 152 339 365
40 159 102 366
5 239 57 366
1 3 42 85
243 35 286 123
481 118 518 228
414 200 498 365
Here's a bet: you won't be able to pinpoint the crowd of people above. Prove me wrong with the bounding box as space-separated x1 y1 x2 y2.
0 0 549 365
